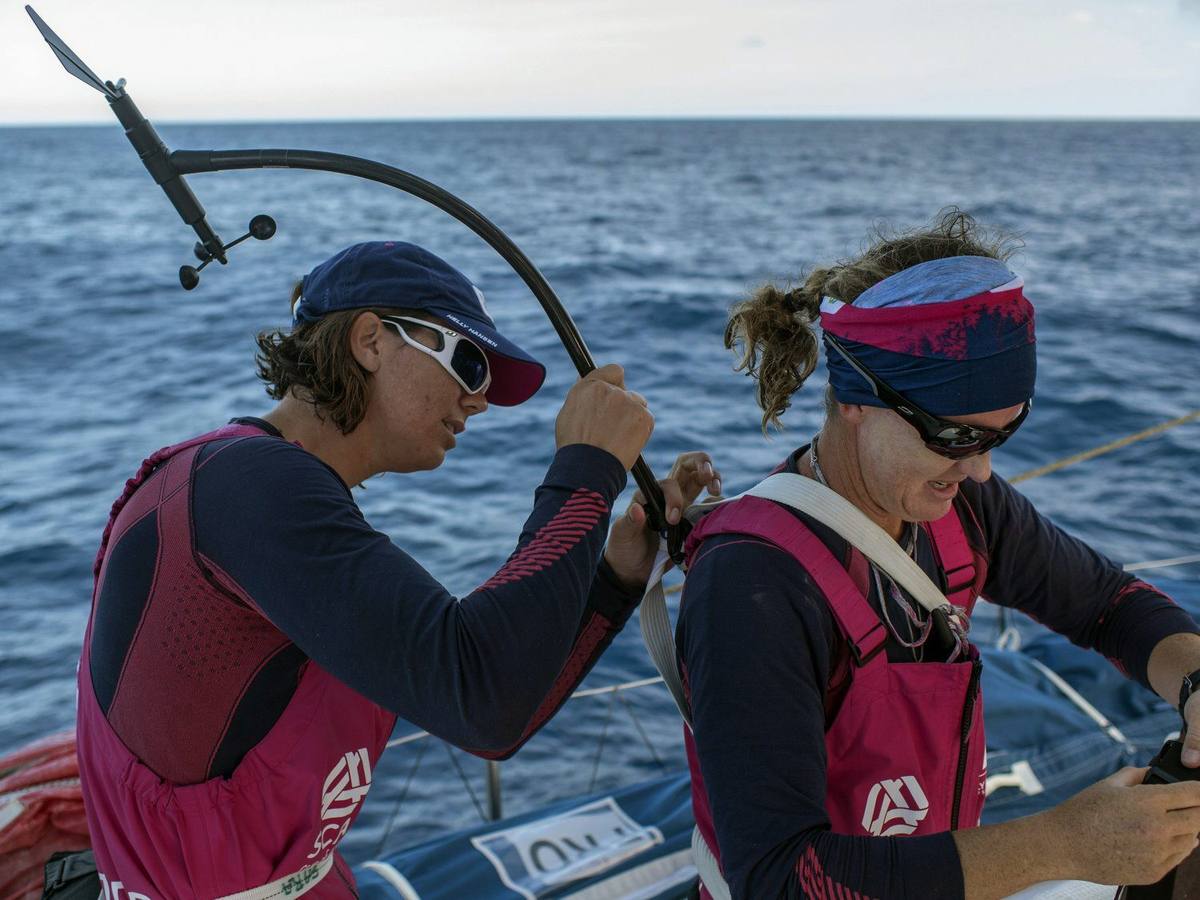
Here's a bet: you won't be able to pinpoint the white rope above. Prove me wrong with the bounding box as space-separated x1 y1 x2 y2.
1025 657 1134 752
1124 552 1200 572
359 861 423 899
571 675 664 699
386 731 431 749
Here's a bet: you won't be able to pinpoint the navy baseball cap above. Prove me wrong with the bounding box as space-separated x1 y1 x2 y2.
294 241 546 406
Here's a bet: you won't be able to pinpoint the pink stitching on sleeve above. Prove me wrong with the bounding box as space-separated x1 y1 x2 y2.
478 488 608 590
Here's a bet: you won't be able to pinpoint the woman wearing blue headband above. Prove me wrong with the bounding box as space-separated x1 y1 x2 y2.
674 211 1200 898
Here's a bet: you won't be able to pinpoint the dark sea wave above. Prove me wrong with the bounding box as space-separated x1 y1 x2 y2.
1 120 1197 861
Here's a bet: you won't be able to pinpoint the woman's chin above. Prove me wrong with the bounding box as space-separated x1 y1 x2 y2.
902 493 955 524
384 446 447 475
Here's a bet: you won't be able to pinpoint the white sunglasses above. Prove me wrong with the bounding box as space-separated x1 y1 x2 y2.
380 315 492 395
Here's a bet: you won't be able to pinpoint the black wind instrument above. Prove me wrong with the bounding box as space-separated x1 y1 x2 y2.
26 5 687 557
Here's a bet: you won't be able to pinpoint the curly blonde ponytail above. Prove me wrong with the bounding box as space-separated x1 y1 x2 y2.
726 208 1019 433
724 268 831 432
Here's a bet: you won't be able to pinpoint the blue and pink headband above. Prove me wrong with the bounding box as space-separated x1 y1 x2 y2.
820 256 1037 416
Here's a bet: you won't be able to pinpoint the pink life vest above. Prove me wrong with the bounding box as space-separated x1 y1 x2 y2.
76 424 397 899
681 493 989 897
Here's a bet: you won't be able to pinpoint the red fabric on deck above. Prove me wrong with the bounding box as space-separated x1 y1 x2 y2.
0 731 89 900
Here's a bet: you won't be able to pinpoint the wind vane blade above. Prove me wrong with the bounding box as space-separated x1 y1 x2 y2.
25 5 118 99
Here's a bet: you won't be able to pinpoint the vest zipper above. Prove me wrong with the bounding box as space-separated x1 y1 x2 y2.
950 658 983 830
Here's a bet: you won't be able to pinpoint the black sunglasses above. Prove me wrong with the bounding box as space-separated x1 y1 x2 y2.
824 332 1030 460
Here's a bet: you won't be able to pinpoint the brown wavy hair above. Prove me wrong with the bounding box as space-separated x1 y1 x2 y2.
724 208 1021 433
255 282 419 433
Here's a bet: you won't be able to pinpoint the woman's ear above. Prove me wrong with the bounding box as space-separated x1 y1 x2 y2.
349 312 385 373
839 401 866 425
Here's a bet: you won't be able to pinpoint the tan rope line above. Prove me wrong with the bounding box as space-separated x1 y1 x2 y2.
1009 409 1200 484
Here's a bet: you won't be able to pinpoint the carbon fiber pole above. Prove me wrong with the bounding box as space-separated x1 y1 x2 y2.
27 4 687 553
170 148 675 539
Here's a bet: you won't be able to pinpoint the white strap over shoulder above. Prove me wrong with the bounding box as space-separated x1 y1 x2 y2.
743 474 958 619
691 826 732 900
639 540 688 722
639 472 962 729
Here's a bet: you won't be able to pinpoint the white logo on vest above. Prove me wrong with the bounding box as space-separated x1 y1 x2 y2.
98 874 151 900
861 775 930 837
308 748 373 859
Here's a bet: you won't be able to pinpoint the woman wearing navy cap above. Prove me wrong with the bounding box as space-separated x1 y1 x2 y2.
73 241 719 898
674 211 1200 898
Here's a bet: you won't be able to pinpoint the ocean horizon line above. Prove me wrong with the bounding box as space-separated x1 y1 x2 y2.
3 113 1199 130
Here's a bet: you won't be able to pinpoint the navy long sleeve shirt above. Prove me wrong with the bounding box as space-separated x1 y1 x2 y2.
90 418 643 783
678 446 1197 899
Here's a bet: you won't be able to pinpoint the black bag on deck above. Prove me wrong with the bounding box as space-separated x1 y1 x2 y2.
42 850 100 899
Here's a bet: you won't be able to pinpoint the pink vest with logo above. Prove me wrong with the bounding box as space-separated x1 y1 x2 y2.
682 494 988 896
76 424 398 898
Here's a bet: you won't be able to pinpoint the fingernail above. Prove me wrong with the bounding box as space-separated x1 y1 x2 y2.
703 461 713 477
712 478 722 495
668 508 680 524
1184 750 1200 767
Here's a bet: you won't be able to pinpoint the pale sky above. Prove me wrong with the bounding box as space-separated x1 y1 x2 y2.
6 0 1200 124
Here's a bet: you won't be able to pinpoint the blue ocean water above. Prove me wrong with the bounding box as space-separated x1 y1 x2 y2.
0 120 1197 863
